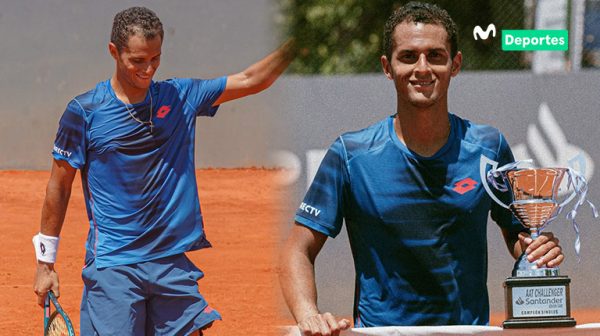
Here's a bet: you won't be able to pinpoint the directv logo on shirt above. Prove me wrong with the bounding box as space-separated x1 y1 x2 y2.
299 202 321 217
53 145 72 158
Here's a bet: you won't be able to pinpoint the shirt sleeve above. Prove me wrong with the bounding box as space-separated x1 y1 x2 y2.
174 76 227 117
490 133 525 233
52 99 88 169
295 137 349 238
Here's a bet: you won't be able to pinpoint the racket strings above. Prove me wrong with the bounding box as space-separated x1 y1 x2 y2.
46 313 69 336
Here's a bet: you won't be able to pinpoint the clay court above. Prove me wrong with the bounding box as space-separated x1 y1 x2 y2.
0 169 290 335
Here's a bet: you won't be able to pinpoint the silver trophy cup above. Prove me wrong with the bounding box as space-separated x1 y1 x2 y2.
504 168 567 277
480 155 588 328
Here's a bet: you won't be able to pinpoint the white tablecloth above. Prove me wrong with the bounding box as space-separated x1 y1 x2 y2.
282 323 600 336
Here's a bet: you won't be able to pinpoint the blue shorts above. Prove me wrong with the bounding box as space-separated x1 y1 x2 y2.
80 253 221 336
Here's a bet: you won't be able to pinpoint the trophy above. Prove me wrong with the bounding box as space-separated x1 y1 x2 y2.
481 155 596 328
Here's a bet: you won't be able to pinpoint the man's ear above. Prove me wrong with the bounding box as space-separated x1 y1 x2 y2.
108 42 119 61
450 51 462 77
381 55 393 80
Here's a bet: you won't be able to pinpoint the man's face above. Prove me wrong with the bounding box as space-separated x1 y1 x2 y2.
110 33 162 91
381 22 461 109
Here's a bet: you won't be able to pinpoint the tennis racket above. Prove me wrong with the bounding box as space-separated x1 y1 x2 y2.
44 291 75 336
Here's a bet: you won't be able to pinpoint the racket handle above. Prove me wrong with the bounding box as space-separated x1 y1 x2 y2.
43 292 51 331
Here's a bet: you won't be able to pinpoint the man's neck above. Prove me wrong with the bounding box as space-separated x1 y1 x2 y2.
393 103 451 157
110 76 147 105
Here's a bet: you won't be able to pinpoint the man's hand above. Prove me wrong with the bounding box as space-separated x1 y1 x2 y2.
33 262 60 307
519 231 564 268
297 312 350 336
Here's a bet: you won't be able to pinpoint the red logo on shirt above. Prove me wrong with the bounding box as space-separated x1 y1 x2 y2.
453 177 478 195
157 105 171 119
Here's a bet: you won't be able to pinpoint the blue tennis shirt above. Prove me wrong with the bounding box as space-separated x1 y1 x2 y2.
295 114 523 327
53 77 226 268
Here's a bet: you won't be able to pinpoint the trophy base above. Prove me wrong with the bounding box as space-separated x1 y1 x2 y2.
503 276 575 329
503 317 576 328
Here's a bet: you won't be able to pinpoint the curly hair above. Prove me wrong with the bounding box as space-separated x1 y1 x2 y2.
383 2 458 60
111 7 164 52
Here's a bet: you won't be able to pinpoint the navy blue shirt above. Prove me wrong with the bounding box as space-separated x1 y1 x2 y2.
53 77 226 268
295 114 522 326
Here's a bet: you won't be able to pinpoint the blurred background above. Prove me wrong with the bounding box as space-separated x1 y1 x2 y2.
280 0 600 73
1 0 599 327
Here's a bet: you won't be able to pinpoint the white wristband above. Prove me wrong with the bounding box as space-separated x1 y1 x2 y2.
33 233 60 263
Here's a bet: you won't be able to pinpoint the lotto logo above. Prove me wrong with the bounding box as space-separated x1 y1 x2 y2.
157 105 171 119
453 177 478 195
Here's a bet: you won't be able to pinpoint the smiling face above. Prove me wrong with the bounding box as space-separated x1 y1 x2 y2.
381 22 461 110
109 32 162 95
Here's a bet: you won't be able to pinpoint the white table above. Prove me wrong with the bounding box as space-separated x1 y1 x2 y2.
282 323 600 336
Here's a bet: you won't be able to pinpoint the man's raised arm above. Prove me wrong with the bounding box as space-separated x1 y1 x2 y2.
213 39 296 106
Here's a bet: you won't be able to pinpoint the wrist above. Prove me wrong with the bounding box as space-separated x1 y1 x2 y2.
296 306 320 323
36 261 55 272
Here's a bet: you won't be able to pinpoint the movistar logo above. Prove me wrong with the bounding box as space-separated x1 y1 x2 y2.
473 24 497 40
512 102 594 194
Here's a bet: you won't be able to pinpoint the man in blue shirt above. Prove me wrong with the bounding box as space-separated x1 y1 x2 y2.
279 3 564 335
32 7 294 335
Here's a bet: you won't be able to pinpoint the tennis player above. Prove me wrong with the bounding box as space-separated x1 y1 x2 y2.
279 2 564 335
32 6 294 335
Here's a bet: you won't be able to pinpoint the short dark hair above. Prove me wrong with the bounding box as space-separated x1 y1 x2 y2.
111 7 164 52
383 2 458 61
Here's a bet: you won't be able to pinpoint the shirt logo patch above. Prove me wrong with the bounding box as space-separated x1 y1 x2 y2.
453 177 478 195
156 105 171 119
299 202 321 217
53 145 72 158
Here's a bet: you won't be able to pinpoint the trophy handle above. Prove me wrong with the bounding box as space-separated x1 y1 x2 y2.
480 154 510 209
560 153 587 208
559 171 577 208
558 154 587 208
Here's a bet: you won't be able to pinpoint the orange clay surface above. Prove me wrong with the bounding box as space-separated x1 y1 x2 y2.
1 170 598 335
0 169 288 335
